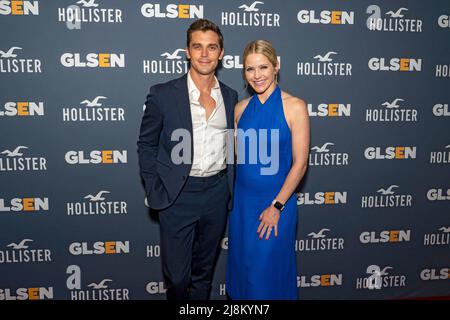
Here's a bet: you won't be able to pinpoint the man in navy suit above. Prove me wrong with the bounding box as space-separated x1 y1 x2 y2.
138 19 238 300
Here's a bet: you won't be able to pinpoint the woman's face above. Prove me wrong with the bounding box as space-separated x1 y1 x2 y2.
244 53 278 95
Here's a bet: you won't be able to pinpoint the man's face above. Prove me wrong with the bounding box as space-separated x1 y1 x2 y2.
186 30 224 76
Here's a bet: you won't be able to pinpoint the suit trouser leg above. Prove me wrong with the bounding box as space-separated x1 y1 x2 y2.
189 174 229 300
158 172 229 300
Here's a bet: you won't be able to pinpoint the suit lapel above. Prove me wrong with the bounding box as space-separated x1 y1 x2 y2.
173 74 193 135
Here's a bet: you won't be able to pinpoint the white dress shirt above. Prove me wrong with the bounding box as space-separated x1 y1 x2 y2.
187 72 227 177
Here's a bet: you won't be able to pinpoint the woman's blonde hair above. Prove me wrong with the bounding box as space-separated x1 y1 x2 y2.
243 40 278 70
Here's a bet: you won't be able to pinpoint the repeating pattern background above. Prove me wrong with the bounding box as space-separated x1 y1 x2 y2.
0 0 449 300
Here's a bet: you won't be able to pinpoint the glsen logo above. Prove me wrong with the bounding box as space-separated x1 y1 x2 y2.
356 265 406 289
0 101 44 117
364 146 416 160
68 241 130 255
0 239 52 264
0 197 49 212
368 57 422 72
297 10 354 25
420 268 450 281
297 51 352 76
297 274 343 288
0 146 47 171
66 191 127 216
433 103 450 117
146 281 167 294
221 1 280 27
141 3 203 19
423 226 450 246
366 6 422 32
58 0 123 24
60 53 125 68
297 191 347 205
365 98 418 122
309 142 349 166
426 188 450 201
435 64 450 78
66 265 130 300
430 144 450 164
438 15 450 28
143 48 188 75
307 103 350 117
62 96 125 122
222 54 281 70
146 245 160 258
65 150 127 165
0 46 42 73
0 287 53 300
361 185 412 208
296 228 344 252
0 0 39 15
360 230 411 244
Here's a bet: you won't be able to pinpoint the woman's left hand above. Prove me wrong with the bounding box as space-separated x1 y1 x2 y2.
257 206 280 240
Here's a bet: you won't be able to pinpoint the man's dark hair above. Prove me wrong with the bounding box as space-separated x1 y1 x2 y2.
186 19 224 49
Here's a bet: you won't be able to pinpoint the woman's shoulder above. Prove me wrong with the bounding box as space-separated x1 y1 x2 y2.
281 90 307 112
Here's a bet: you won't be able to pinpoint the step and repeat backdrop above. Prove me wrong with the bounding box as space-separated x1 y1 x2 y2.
1 0 449 300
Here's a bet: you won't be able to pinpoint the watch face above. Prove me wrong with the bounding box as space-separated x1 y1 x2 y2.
274 202 283 210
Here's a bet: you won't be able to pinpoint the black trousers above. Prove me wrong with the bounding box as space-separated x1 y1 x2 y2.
158 170 229 300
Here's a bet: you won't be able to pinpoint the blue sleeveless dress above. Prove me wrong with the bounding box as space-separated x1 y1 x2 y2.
226 86 298 300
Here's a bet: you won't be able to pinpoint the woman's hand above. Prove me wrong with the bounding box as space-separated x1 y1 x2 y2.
257 206 280 240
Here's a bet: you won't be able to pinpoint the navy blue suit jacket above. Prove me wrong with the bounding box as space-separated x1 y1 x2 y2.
138 74 238 210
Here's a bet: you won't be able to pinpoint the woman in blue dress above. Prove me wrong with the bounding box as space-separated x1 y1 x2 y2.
226 40 310 300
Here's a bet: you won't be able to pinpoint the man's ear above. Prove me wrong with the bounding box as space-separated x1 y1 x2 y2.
185 47 190 60
219 48 224 61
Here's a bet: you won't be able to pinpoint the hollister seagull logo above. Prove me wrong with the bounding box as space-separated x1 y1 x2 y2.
296 228 344 252
297 51 352 76
66 190 127 216
238 1 263 12
0 47 21 58
378 185 398 195
57 0 123 24
314 51 337 62
365 98 418 122
1 239 52 264
76 0 98 7
0 46 42 73
221 1 280 27
7 239 33 250
0 146 47 171
1 146 27 157
143 48 188 75
382 98 403 108
87 279 112 289
62 96 125 122
160 49 185 60
80 96 106 107
356 265 407 289
424 226 450 246
429 144 450 164
66 265 130 300
309 142 349 166
307 228 330 239
366 5 422 32
361 185 412 208
84 191 109 201
386 8 407 18
311 142 333 153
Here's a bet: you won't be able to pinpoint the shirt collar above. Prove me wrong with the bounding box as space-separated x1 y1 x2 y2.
187 71 220 97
